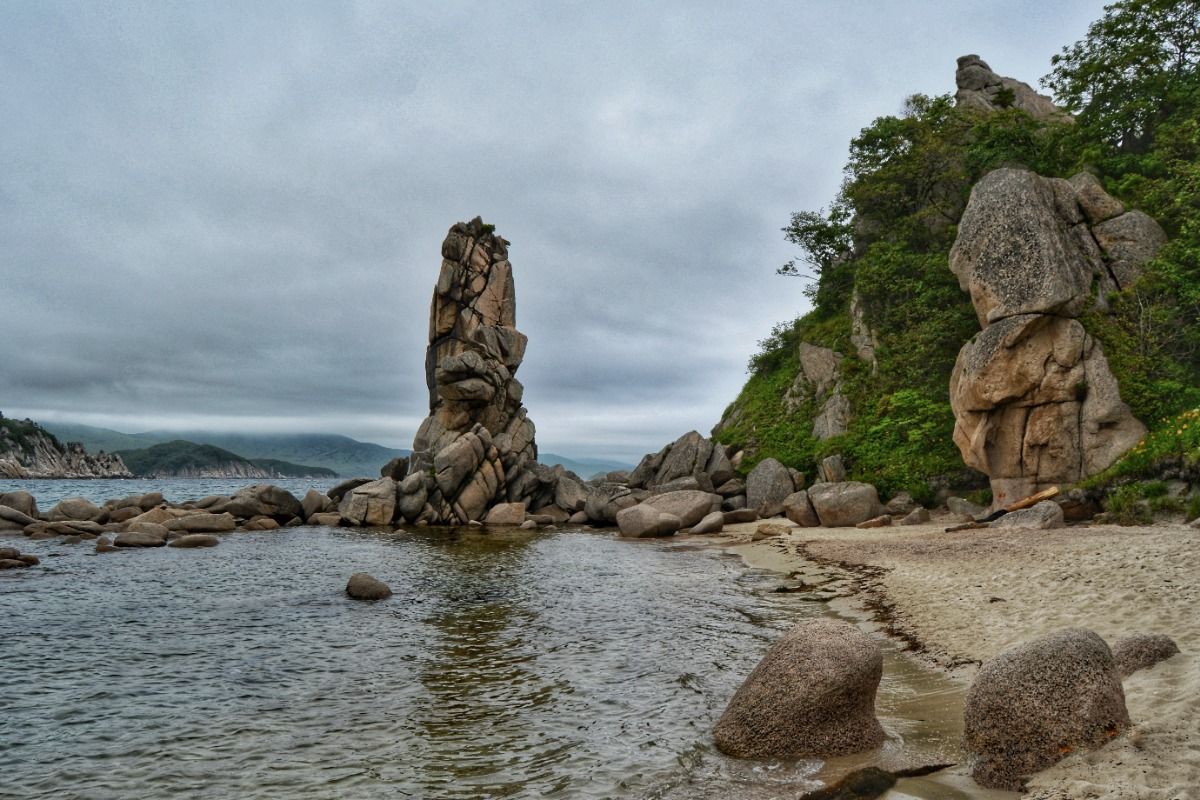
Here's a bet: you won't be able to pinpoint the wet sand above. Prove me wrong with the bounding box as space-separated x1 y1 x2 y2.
704 515 1199 799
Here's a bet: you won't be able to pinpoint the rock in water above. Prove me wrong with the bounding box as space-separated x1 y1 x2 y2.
949 167 1159 507
346 573 393 601
713 619 885 759
963 628 1130 790
405 218 545 525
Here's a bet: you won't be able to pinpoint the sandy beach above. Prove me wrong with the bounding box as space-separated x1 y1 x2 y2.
713 515 1199 799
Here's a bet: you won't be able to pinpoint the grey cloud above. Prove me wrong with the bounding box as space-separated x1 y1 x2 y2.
2 0 1106 461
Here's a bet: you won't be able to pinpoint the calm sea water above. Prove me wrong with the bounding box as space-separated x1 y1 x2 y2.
0 521 837 800
0 477 340 508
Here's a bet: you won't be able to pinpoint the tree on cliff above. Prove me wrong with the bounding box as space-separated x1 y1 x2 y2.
1043 0 1199 152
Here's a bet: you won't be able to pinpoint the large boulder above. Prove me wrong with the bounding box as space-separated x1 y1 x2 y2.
640 490 718 528
713 619 885 759
301 489 329 520
783 491 820 527
745 458 795 517
807 482 881 527
948 167 1162 508
47 497 101 522
328 477 372 504
168 534 220 548
396 472 428 522
114 530 167 548
615 504 681 538
628 431 734 491
584 483 638 525
166 513 237 533
225 484 303 521
484 502 526 526
963 628 1130 790
0 491 38 518
339 478 397 527
0 504 36 531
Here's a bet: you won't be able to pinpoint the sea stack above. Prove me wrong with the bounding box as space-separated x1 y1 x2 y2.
406 217 543 524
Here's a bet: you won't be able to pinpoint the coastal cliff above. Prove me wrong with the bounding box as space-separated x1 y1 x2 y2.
714 52 1199 505
0 415 131 478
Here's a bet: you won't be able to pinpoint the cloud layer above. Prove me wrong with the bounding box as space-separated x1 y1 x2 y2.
1 0 1104 459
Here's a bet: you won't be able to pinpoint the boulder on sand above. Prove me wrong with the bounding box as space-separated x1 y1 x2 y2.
745 458 795 517
713 619 885 759
963 628 1130 790
807 482 881 527
990 500 1064 530
346 572 392 601
783 491 821 527
690 511 725 534
615 504 681 538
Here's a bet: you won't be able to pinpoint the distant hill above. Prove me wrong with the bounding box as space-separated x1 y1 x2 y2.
539 453 633 480
116 440 336 479
44 423 407 477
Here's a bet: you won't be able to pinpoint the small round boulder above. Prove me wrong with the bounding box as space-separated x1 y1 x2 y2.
963 628 1130 790
713 619 885 759
346 572 392 601
1109 633 1180 677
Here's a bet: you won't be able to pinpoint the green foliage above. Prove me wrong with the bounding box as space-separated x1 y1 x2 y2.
1083 407 1200 486
715 351 820 473
838 389 965 504
1043 0 1199 151
0 417 60 455
117 440 333 478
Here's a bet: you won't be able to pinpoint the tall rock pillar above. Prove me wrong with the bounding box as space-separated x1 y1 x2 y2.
408 217 540 524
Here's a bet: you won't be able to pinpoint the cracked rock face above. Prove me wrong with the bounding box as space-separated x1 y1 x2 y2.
949 169 1160 507
407 218 541 524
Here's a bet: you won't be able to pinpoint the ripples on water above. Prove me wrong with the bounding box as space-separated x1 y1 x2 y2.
1 524 833 799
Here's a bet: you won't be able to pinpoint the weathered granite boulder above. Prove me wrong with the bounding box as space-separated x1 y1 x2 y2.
328 477 372 504
963 628 1130 790
807 482 881 528
628 431 734 491
380 456 409 481
783 491 821 527
301 489 329 520
339 478 397 527
0 504 36 531
954 55 1072 122
114 530 167 548
713 619 885 759
584 483 638 525
396 472 428 523
746 458 795 517
126 521 171 539
615 505 681 538
949 167 1160 507
225 485 303 522
0 491 38 518
346 572 392 601
899 507 931 525
405 218 556 524
166 513 237 533
484 502 526 526
818 454 847 483
1109 633 1180 677
990 500 1064 530
47 497 101 522
641 490 718 528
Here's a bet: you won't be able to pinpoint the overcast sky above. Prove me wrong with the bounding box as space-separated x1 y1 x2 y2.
1 0 1105 460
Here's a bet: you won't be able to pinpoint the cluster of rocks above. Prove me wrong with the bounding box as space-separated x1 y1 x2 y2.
0 485 315 551
714 620 1179 793
0 544 39 569
949 167 1165 508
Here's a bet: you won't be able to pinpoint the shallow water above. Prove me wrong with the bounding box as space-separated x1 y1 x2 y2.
1 525 847 799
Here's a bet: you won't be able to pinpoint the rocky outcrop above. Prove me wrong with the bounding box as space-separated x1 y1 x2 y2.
628 430 734 492
714 619 885 759
963 628 1129 790
0 416 130 478
954 55 1071 123
400 218 551 525
783 343 851 440
949 168 1161 507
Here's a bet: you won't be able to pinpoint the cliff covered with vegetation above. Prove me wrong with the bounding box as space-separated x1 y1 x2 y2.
714 0 1200 504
